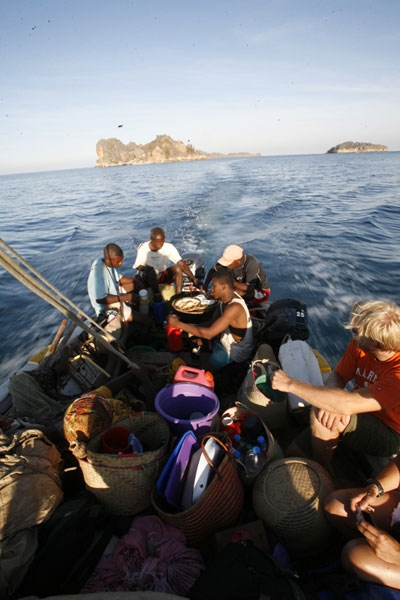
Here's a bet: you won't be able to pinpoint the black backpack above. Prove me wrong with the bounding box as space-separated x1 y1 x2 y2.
14 491 117 598
189 540 312 600
259 299 309 348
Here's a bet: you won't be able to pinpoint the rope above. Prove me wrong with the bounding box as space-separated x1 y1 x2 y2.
0 238 140 371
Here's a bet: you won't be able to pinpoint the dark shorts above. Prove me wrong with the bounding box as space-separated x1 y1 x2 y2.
140 266 174 293
209 341 233 371
158 267 175 284
295 412 400 458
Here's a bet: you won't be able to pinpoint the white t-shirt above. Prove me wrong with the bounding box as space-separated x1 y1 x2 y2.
133 241 182 275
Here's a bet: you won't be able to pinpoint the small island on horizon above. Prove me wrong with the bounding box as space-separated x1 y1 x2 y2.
326 141 388 154
95 135 390 168
95 134 260 168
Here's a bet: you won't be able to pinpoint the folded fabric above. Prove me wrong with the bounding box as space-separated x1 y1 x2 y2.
81 515 205 596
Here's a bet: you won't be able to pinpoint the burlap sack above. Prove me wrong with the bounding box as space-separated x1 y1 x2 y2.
0 429 63 542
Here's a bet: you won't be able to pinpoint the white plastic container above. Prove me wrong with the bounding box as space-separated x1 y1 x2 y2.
278 338 324 412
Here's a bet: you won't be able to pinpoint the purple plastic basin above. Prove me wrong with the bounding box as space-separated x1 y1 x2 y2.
155 382 220 437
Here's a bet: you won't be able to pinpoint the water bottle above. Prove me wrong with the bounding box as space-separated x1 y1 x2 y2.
244 445 264 474
232 433 249 455
152 293 166 325
232 434 251 474
128 433 143 455
257 435 269 456
233 449 245 469
139 289 150 315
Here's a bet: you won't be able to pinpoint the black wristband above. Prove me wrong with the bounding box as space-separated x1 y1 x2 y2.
366 478 384 497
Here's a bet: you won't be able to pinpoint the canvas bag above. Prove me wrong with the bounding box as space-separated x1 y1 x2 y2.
219 402 283 486
237 344 289 430
0 429 63 542
15 491 115 598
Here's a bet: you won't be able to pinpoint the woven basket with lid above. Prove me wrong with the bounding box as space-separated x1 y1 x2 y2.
252 457 335 558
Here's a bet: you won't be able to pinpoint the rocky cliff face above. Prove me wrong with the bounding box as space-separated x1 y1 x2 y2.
95 134 257 167
327 141 388 154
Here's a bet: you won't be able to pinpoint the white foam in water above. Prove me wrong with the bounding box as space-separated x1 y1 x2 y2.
2 153 400 385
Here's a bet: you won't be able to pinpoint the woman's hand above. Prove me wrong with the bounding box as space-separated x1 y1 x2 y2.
358 521 400 564
349 485 381 513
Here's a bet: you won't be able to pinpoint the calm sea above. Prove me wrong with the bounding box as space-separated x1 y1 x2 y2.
1 152 400 385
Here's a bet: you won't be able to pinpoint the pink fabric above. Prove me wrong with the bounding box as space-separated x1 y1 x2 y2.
81 515 205 595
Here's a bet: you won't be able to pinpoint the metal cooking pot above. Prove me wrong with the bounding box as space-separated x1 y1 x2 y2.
170 292 218 324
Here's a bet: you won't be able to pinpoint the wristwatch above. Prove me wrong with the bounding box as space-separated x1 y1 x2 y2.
366 478 384 497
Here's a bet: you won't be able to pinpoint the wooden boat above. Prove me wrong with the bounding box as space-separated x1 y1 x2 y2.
1 238 394 600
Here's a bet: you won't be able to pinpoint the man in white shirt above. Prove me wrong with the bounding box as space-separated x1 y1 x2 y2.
133 227 197 294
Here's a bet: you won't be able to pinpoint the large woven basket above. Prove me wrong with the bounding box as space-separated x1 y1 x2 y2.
72 412 170 516
151 433 244 547
252 457 335 559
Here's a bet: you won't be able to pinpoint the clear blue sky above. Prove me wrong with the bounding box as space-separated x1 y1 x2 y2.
1 0 399 174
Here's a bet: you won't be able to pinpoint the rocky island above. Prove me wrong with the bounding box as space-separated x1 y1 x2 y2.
95 134 259 168
327 141 388 154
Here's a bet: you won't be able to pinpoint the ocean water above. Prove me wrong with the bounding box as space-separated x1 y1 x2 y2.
1 152 400 385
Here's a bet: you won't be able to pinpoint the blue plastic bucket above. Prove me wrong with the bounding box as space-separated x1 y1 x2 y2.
155 382 220 437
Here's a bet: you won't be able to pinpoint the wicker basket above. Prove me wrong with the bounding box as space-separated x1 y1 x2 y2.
252 457 335 559
151 433 244 547
72 412 170 516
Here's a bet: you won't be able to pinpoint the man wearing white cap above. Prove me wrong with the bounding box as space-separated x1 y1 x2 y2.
204 244 270 302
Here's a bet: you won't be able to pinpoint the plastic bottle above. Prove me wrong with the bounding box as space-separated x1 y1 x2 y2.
232 433 244 451
152 293 166 325
128 433 143 455
166 324 183 351
257 435 269 456
232 433 250 456
139 289 150 315
233 449 242 461
244 445 264 474
232 449 245 469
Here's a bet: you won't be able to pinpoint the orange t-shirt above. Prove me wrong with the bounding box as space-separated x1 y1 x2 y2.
336 339 400 433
